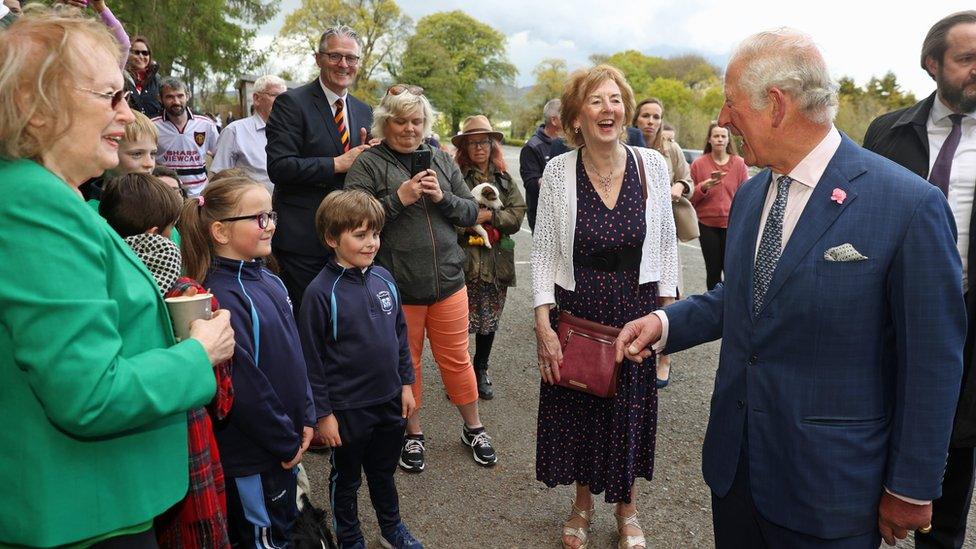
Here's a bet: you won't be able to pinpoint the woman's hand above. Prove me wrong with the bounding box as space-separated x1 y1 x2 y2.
475 206 493 224
189 309 234 365
419 170 443 203
396 171 427 206
535 307 563 384
670 183 684 202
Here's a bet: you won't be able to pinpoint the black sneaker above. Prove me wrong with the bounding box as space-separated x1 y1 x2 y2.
476 369 494 400
399 434 425 473
461 425 497 466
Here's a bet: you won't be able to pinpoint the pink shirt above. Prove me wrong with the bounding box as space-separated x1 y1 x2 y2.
689 154 749 228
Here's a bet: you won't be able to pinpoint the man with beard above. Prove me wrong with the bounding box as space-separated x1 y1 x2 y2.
153 77 219 197
864 11 976 549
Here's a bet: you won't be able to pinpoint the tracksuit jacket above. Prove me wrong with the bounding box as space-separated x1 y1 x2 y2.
205 256 314 477
298 260 414 419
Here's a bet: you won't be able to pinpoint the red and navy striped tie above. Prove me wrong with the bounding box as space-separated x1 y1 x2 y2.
334 98 350 152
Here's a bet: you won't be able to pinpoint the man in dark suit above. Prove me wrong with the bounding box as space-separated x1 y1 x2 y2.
863 11 976 549
266 24 374 311
616 28 966 548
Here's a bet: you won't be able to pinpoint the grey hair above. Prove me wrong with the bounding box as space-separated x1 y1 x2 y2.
371 89 434 141
542 98 561 122
159 76 187 94
318 23 362 52
253 74 286 94
729 28 838 125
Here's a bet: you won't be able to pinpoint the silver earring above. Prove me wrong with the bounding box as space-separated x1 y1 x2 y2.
574 127 580 134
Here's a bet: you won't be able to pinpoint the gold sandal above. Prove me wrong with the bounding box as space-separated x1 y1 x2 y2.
562 501 594 549
615 510 646 549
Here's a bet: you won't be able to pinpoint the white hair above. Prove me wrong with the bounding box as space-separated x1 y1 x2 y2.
730 28 838 125
253 74 286 94
543 98 561 121
371 89 434 140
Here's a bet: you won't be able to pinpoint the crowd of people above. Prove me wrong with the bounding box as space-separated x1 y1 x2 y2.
1 3 976 549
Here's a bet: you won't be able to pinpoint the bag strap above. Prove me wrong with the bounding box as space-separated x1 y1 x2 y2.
629 145 648 201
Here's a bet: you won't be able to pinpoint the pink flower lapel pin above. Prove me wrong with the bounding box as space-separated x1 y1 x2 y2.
830 188 847 205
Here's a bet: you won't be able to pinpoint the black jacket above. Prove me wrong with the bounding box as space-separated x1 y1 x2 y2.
126 62 162 119
266 80 373 257
864 92 976 447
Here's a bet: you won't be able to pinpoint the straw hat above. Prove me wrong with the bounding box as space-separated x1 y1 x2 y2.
451 115 504 147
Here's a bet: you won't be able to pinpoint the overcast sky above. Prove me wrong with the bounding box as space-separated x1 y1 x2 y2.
259 0 974 98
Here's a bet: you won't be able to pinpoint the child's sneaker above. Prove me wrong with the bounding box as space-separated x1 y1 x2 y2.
398 434 425 473
379 523 423 549
461 425 497 466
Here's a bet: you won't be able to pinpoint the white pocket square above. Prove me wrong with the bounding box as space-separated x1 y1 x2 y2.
824 243 868 262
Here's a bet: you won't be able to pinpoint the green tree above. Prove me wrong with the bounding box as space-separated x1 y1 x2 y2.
277 0 412 102
399 11 517 133
512 58 568 138
835 72 917 143
106 0 278 101
603 50 667 95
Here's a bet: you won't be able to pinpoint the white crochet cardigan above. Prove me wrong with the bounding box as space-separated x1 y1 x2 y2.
531 146 679 308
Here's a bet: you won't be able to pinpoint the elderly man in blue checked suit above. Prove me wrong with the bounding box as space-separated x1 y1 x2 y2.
615 28 966 548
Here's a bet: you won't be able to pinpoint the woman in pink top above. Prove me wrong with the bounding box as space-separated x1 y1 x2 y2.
690 123 748 290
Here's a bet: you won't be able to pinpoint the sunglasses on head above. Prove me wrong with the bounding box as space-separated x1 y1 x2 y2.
75 87 132 108
387 84 424 96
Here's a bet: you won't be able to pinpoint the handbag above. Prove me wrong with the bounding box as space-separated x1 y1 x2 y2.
555 310 622 398
673 196 700 242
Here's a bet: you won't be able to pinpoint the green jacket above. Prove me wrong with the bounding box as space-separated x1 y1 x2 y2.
0 159 216 547
459 166 526 288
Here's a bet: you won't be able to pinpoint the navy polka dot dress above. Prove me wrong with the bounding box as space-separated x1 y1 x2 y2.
536 151 659 504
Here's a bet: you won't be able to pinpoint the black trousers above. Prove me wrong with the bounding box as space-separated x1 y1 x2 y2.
330 398 406 546
698 223 727 290
712 424 881 549
90 528 158 548
226 466 299 548
915 447 976 549
273 248 330 316
525 180 539 232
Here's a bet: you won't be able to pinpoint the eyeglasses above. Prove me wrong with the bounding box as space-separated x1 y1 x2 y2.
218 211 278 230
75 87 132 108
387 84 424 96
256 91 283 98
467 139 492 150
318 51 360 66
130 49 150 56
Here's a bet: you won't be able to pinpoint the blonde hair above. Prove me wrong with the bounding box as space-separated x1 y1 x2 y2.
178 176 266 281
560 65 636 149
0 5 122 159
371 89 434 141
124 111 158 144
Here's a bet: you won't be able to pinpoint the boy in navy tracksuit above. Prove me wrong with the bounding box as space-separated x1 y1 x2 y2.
299 190 422 549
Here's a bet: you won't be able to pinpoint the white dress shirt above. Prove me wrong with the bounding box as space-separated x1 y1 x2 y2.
319 78 353 136
211 114 272 191
928 96 976 290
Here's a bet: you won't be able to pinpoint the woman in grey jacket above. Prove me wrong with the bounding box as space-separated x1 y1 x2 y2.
345 85 499 473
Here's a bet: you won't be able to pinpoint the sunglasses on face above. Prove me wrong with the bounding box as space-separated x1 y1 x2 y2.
75 87 132 108
130 50 150 57
387 84 424 96
218 211 278 230
318 51 360 66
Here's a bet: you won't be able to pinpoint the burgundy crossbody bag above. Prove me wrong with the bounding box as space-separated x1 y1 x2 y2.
555 147 648 398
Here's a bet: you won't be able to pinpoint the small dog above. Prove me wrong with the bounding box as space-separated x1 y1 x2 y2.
470 182 503 248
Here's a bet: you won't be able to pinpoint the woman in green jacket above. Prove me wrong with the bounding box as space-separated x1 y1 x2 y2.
452 116 527 400
0 10 234 548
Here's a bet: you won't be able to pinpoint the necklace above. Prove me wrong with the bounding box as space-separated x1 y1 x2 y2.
584 148 618 197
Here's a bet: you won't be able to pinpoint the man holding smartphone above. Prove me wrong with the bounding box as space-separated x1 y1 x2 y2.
266 24 374 314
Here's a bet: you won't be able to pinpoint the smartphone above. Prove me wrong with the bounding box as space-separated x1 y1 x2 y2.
711 170 723 180
410 149 432 176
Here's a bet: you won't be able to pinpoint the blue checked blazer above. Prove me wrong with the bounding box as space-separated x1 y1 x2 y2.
664 135 966 539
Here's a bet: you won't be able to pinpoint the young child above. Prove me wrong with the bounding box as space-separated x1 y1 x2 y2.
84 111 159 209
154 165 187 198
99 172 232 548
298 190 422 549
179 176 315 546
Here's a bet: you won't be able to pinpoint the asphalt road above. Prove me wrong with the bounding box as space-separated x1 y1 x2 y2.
300 145 972 548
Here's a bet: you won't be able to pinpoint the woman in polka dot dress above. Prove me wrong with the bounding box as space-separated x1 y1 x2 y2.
531 66 678 549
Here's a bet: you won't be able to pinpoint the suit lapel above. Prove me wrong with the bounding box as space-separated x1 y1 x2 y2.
757 137 866 313
307 81 343 150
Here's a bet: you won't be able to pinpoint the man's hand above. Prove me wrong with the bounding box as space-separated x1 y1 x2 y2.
614 313 662 363
316 414 342 448
401 385 417 419
878 491 932 545
333 130 373 173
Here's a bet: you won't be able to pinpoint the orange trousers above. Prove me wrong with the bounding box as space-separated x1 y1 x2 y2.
402 287 478 408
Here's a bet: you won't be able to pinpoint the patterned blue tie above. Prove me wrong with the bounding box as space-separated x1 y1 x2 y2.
753 175 793 313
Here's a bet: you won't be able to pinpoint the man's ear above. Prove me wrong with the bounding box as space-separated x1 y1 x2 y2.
210 221 230 245
769 87 787 128
924 55 940 81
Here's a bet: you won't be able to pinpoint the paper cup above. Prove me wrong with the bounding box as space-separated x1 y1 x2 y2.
164 294 212 342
